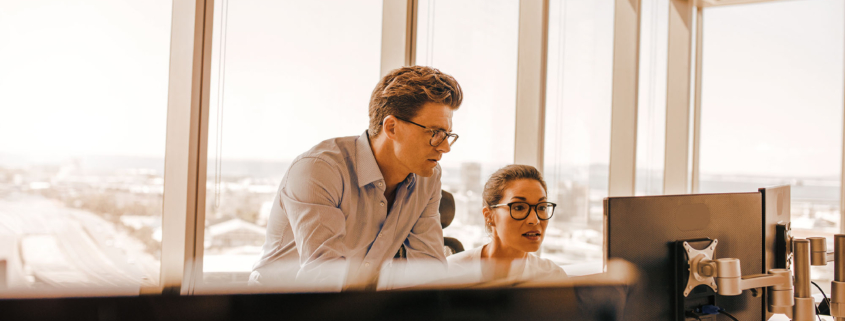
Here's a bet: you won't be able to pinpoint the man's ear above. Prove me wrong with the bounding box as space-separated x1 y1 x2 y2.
382 115 398 140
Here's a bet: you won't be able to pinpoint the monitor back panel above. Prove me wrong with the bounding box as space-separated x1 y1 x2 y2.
760 185 791 321
604 193 763 321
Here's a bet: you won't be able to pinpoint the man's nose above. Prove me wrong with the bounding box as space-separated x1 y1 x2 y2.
435 139 451 153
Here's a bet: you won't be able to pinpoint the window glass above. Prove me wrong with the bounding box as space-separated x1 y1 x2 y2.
699 0 844 293
202 0 383 284
415 0 520 253
635 0 669 196
0 0 172 289
542 0 614 268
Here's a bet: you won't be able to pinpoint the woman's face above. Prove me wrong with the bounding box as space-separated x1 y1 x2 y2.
487 179 549 253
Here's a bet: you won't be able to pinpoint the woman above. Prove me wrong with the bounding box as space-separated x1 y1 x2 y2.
447 164 566 283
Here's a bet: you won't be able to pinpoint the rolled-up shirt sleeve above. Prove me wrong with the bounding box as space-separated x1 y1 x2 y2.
403 169 447 265
280 157 348 285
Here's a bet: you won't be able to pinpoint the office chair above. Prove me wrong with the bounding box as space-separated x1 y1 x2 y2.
439 190 464 256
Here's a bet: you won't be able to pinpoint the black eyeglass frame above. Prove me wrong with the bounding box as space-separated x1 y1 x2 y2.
489 201 557 221
393 117 459 147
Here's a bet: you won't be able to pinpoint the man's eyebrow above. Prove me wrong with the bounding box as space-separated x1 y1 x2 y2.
429 125 449 132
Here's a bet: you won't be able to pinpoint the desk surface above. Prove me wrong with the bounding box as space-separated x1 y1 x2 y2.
0 285 630 321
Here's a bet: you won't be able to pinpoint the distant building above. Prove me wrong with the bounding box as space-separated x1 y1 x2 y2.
120 215 158 230
452 192 484 228
554 181 589 223
206 218 266 248
460 162 482 195
257 201 273 227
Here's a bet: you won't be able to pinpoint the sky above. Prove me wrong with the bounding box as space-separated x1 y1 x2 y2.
415 0 519 169
700 0 845 178
205 0 382 163
0 0 843 179
0 0 172 159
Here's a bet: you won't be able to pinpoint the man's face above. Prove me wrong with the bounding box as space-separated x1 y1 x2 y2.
394 102 454 177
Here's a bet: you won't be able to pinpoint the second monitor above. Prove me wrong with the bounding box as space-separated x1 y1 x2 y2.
605 191 766 320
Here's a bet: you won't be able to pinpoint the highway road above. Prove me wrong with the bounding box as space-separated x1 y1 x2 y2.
0 193 159 289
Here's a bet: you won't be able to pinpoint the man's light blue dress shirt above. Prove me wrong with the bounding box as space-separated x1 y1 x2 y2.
252 131 446 289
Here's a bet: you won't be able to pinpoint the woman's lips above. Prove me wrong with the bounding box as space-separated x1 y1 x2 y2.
522 231 542 241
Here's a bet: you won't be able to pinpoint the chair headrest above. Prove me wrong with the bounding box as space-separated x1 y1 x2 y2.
439 190 456 229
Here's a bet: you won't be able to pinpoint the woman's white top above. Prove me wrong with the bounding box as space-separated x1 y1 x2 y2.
446 245 567 284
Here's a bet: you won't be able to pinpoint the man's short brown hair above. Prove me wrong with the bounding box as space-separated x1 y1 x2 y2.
368 66 463 137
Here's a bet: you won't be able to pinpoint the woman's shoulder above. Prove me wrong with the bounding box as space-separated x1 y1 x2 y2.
447 246 483 264
526 253 568 277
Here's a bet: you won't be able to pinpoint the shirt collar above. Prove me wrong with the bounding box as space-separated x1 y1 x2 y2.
355 130 385 188
404 171 417 189
355 130 417 190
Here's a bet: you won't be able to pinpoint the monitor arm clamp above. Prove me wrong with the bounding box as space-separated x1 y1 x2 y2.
682 240 792 294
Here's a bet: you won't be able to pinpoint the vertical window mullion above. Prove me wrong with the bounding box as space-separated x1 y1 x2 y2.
663 0 694 195
841 0 845 235
381 0 417 77
514 0 550 170
608 0 641 197
691 5 703 194
160 0 214 295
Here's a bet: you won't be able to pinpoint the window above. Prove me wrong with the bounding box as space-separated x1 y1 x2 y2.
541 0 614 266
0 0 172 289
698 0 844 293
415 0 520 252
202 0 383 285
635 0 669 196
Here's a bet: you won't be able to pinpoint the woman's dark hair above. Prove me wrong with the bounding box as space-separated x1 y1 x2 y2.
482 164 548 208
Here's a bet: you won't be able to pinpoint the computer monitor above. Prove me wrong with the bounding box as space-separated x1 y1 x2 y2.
604 192 764 320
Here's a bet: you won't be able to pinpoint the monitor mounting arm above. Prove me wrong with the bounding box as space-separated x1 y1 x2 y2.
682 240 792 297
808 236 845 320
682 239 817 320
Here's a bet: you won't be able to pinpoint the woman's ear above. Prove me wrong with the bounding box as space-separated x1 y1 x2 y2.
482 207 495 237
482 207 497 230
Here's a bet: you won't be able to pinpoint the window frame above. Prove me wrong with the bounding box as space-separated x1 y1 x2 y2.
157 0 841 295
159 0 214 295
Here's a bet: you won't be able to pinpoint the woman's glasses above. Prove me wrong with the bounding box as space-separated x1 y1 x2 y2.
489 202 556 220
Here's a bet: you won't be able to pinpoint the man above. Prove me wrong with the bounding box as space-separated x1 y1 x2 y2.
251 66 463 290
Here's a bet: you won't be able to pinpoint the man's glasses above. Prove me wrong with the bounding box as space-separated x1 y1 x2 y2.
489 202 557 221
394 117 459 147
